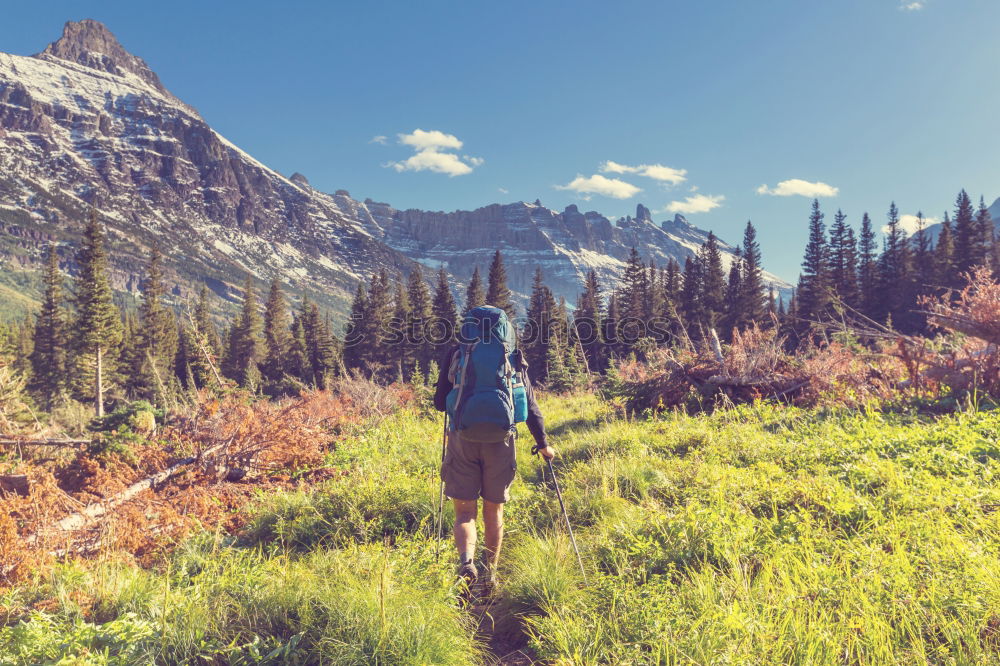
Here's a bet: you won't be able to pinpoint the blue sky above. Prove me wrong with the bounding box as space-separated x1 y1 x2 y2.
3 0 1000 281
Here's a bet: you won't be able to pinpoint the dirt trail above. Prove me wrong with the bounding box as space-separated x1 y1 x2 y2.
466 582 536 665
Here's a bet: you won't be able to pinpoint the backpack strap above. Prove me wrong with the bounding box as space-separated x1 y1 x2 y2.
451 342 476 431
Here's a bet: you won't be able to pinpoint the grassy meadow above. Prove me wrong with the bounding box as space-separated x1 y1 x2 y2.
1 392 999 664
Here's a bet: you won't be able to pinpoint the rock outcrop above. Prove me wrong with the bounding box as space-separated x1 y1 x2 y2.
0 20 413 315
0 20 790 321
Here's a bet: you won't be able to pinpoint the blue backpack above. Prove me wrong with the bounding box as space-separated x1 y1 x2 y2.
446 305 529 442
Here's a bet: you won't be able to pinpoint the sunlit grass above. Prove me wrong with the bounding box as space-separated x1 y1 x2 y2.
2 393 999 664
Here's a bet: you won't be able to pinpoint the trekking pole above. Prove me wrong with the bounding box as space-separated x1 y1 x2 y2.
435 413 448 561
535 446 587 584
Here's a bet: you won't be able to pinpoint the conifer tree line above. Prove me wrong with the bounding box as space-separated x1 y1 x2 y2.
563 220 772 376
340 190 998 390
6 190 994 411
11 209 343 416
341 249 589 391
340 224 772 391
793 190 996 335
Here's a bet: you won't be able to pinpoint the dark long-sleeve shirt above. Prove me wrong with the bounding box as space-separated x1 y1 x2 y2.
433 344 548 449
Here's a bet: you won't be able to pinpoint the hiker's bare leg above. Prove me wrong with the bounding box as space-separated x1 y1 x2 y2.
482 500 504 570
452 498 478 564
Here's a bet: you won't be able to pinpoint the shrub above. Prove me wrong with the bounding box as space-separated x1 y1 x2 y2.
91 400 164 433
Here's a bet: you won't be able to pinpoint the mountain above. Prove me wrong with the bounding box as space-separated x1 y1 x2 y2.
0 19 790 322
0 19 414 316
334 196 789 302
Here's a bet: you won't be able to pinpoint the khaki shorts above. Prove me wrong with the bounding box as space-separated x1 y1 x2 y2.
442 430 517 504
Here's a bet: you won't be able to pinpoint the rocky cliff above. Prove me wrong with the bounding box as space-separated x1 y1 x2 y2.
0 19 790 322
335 196 789 303
0 19 414 314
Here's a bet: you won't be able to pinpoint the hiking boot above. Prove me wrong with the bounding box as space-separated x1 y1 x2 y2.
480 565 498 598
458 561 478 586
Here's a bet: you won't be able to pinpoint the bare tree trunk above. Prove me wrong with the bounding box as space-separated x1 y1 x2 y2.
95 345 104 418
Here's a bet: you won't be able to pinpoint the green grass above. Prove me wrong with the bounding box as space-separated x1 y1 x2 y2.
2 394 1000 664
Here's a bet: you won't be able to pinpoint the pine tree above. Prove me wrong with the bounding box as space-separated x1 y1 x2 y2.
876 202 913 329
680 255 702 336
739 220 767 324
342 282 369 373
699 232 726 328
912 212 935 332
542 297 581 393
934 212 955 288
73 208 124 417
29 244 67 408
262 280 293 387
286 312 309 381
224 277 264 388
319 313 341 385
431 268 458 360
619 248 648 323
187 284 222 387
544 333 571 393
663 259 681 312
464 266 485 315
646 261 663 323
485 250 516 318
723 249 744 336
365 270 393 375
194 286 222 356
390 280 412 381
828 209 859 308
523 268 556 383
797 199 830 323
976 196 994 268
301 301 338 387
603 291 622 360
132 245 178 401
174 322 195 390
406 266 434 376
858 212 879 319
953 189 978 278
574 270 604 373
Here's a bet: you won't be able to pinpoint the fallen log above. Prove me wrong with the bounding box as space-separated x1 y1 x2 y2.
921 311 1000 347
704 374 798 388
24 438 230 547
0 474 29 496
0 438 90 447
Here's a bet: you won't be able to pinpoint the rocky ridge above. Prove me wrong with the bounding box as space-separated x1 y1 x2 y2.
0 19 790 321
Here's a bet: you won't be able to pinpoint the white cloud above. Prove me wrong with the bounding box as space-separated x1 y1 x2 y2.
369 135 388 145
757 179 839 198
601 160 687 185
556 174 641 200
398 128 463 151
385 129 482 177
498 187 509 194
883 214 939 235
390 150 475 177
900 0 925 10
665 194 724 214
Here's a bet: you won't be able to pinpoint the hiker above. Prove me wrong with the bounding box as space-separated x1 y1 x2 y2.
434 305 555 590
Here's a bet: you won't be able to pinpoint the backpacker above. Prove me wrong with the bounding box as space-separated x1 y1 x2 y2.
446 305 529 442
